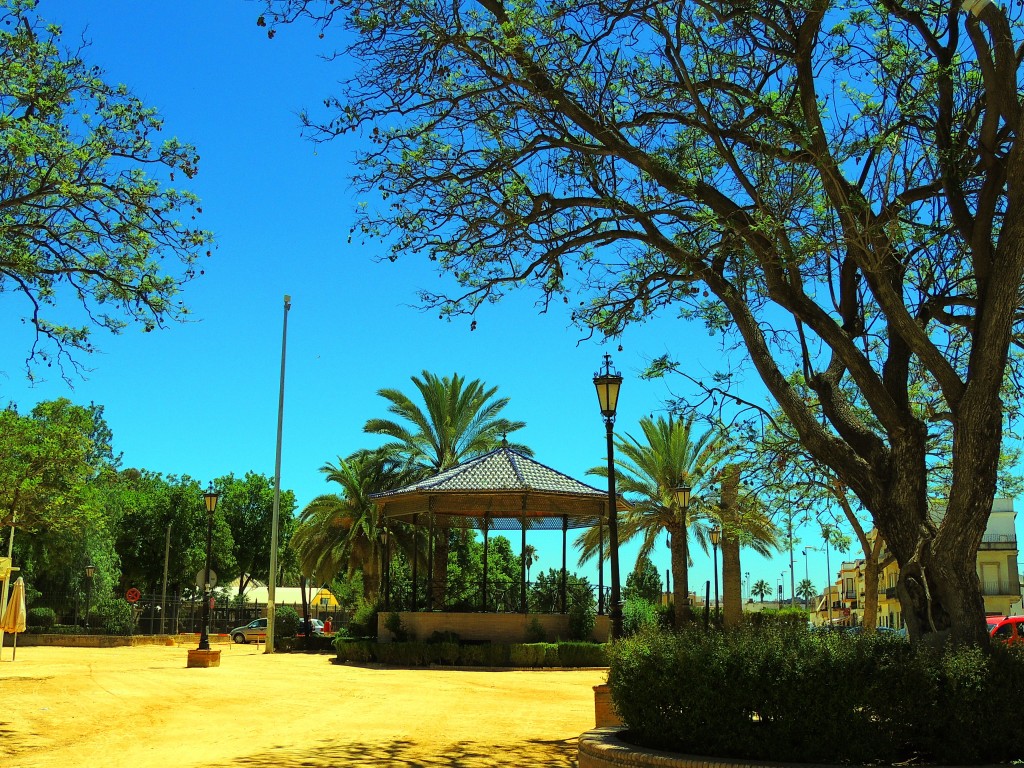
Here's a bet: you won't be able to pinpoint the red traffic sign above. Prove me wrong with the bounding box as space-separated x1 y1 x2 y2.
209 596 216 610
125 587 141 604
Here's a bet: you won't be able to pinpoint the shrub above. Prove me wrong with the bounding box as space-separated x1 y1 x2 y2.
384 611 411 641
609 625 1024 765
622 598 658 637
27 607 56 630
525 617 546 643
510 642 555 667
557 641 609 667
334 638 375 662
568 597 596 640
97 598 134 636
347 601 378 638
274 605 300 645
426 630 460 644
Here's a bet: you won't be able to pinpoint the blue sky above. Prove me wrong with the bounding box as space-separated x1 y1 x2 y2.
4 0 1015 603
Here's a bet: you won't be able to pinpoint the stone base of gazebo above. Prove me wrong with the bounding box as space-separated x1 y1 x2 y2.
377 611 611 645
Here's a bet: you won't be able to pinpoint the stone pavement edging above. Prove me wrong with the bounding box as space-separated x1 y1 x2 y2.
577 729 1009 768
5 633 231 648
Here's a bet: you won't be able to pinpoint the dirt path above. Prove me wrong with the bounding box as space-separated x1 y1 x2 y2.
0 643 606 767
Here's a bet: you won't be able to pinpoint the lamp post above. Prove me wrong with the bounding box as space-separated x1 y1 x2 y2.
780 571 786 605
673 484 691 613
823 525 834 626
709 525 721 612
84 564 96 634
594 353 623 640
198 483 219 652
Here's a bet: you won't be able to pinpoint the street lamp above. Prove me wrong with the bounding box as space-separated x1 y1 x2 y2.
198 483 219 652
84 564 96 634
594 353 623 640
780 571 786 604
709 525 721 612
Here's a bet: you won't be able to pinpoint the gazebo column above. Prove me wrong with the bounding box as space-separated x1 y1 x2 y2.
561 515 568 614
482 515 490 612
521 500 528 614
383 517 391 611
411 513 418 611
598 520 605 614
427 512 435 610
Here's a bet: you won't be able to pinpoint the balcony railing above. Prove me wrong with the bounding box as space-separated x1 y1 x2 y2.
884 587 897 599
979 534 1017 551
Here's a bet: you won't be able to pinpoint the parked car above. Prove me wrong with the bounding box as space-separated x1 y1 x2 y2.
230 617 267 644
296 617 324 636
987 615 1024 645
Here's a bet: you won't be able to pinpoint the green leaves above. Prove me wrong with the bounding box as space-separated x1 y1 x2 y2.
0 0 214 380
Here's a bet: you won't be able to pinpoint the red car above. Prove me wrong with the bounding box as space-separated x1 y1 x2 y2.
987 615 1024 645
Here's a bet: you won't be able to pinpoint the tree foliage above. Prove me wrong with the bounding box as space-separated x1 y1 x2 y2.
1 0 213 379
264 0 1024 644
216 471 295 598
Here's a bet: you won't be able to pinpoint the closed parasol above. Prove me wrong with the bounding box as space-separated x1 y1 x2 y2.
1 576 27 660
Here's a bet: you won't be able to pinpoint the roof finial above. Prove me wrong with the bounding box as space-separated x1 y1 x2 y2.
501 433 508 447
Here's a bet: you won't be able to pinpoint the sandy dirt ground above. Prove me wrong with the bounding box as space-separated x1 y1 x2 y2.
0 643 607 768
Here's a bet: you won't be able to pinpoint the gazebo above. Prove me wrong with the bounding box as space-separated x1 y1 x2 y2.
370 442 629 643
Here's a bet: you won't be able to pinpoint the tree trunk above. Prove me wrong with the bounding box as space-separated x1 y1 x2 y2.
859 537 881 632
719 465 743 629
669 521 690 626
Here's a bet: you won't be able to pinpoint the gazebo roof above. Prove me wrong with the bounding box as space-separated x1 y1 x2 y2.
370 444 628 530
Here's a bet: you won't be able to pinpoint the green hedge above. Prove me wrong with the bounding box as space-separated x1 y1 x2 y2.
609 625 1024 765
333 637 608 668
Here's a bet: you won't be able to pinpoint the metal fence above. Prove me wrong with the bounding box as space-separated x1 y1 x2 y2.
23 591 349 636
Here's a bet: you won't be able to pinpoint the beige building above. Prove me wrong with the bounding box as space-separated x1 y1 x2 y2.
819 499 1020 628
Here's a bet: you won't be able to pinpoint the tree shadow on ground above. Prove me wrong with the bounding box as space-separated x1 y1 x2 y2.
223 736 579 767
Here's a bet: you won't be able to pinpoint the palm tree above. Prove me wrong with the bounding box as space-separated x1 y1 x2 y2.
291 449 413 602
751 579 772 603
576 414 732 627
715 462 779 627
796 578 816 607
365 371 528 604
523 544 539 582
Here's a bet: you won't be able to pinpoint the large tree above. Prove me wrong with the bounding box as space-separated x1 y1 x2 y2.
1 0 213 380
265 0 1024 644
216 471 296 599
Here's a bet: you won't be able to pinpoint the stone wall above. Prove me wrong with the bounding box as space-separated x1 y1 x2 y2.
377 611 611 644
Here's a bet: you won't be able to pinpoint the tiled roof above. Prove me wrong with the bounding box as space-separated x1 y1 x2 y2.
370 445 627 530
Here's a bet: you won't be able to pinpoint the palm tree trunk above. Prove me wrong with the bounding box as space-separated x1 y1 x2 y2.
719 464 744 629
670 521 691 626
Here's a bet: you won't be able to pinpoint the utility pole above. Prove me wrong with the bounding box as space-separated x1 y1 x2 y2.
266 294 291 654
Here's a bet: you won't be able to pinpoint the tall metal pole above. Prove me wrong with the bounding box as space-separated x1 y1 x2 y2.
266 294 291 654
198 509 215 651
788 505 796 607
597 522 604 614
161 522 171 635
712 540 719 611
825 535 833 625
605 419 623 640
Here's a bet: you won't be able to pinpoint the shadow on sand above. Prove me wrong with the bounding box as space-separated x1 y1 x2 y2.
224 736 579 767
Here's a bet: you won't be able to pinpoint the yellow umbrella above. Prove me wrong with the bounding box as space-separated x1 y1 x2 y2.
1 577 27 661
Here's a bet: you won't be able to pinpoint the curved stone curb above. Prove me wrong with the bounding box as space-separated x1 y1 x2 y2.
578 729 1008 768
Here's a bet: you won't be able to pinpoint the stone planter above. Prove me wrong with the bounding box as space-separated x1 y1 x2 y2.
593 683 622 727
186 648 221 668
